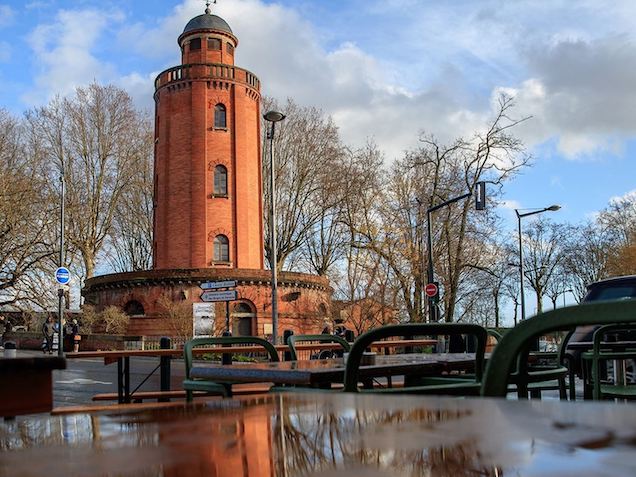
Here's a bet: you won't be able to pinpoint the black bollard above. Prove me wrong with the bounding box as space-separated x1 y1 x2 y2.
222 330 232 365
159 337 171 401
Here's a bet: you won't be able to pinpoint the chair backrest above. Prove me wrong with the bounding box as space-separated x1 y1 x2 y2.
183 336 279 378
481 300 636 397
592 323 636 353
287 334 351 361
343 323 487 393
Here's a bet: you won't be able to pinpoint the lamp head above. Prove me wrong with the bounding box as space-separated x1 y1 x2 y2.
263 111 286 122
547 205 561 212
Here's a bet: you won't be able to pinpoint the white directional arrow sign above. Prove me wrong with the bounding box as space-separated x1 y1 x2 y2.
200 290 238 302
200 280 237 290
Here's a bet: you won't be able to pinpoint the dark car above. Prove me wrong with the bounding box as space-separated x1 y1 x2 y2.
565 275 636 378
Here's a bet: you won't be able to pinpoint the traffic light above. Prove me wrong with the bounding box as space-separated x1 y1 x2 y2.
475 181 486 210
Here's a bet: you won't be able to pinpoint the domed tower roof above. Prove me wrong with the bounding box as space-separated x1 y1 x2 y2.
183 13 232 35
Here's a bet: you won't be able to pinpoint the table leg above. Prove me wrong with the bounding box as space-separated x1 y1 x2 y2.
117 358 124 404
124 357 131 403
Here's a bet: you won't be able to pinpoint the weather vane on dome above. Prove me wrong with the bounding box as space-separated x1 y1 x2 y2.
205 0 217 15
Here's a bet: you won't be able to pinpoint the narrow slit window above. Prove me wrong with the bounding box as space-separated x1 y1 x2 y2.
214 235 230 262
214 103 227 128
214 165 227 195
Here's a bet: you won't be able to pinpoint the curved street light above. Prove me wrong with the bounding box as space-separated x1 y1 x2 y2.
515 205 561 320
263 110 286 344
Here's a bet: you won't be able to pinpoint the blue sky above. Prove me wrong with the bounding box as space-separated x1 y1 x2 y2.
1 0 635 228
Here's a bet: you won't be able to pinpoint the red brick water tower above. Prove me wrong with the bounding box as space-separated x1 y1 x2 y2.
83 7 331 337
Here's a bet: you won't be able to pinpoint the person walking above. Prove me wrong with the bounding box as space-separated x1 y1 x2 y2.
42 316 55 354
70 319 81 352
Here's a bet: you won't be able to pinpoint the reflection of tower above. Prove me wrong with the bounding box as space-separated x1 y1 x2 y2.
153 4 263 270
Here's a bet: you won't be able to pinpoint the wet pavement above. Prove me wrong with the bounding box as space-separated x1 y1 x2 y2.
13 350 187 407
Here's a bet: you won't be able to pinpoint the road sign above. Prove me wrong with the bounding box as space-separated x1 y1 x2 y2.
55 267 71 285
200 280 237 290
193 303 215 318
200 290 238 302
424 283 438 298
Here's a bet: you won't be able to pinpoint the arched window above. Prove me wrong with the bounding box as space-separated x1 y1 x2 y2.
124 300 145 316
214 165 227 195
214 104 226 128
214 235 229 262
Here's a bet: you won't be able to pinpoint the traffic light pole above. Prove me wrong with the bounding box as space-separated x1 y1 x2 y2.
425 192 472 322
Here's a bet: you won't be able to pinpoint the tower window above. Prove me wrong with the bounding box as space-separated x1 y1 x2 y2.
226 43 234 55
214 103 227 128
190 38 201 51
214 165 228 196
214 235 230 262
208 38 221 50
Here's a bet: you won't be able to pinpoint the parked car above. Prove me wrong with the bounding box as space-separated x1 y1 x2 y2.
565 275 636 379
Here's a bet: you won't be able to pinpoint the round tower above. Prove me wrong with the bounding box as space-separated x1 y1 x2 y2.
153 7 263 270
83 6 332 340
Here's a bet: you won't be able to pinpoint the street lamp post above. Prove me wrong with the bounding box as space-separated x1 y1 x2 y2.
263 110 286 344
515 205 560 320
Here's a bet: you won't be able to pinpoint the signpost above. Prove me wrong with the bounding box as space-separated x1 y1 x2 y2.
199 281 238 334
192 303 215 337
54 266 70 357
424 283 438 298
55 267 70 285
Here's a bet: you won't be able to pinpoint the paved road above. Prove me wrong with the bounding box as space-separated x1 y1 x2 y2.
15 350 187 407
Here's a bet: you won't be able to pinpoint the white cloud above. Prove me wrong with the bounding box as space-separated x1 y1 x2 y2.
500 200 521 211
0 5 15 28
0 41 9 62
23 8 123 105
21 0 636 163
609 189 636 205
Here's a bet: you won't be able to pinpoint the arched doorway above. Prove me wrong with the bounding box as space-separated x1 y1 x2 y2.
232 302 255 336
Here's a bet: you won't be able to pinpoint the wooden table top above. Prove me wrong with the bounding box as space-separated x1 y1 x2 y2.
3 393 636 476
189 354 476 386
0 356 66 371
64 339 438 360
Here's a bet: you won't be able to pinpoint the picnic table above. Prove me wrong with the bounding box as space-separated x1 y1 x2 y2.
65 339 437 403
0 356 66 417
189 353 477 394
2 392 636 476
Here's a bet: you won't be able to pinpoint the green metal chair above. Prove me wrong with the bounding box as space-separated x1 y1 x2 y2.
287 334 351 361
481 300 636 398
590 323 636 401
343 323 487 396
489 328 574 399
183 336 279 401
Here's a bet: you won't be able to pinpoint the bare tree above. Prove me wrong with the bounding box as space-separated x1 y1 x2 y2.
106 118 154 272
561 222 611 301
351 94 530 322
0 109 57 307
262 98 343 272
26 83 151 278
522 218 568 315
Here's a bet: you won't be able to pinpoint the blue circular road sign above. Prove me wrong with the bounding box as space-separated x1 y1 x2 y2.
55 267 71 285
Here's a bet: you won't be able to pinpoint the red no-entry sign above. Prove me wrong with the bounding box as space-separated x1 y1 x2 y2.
424 283 438 297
